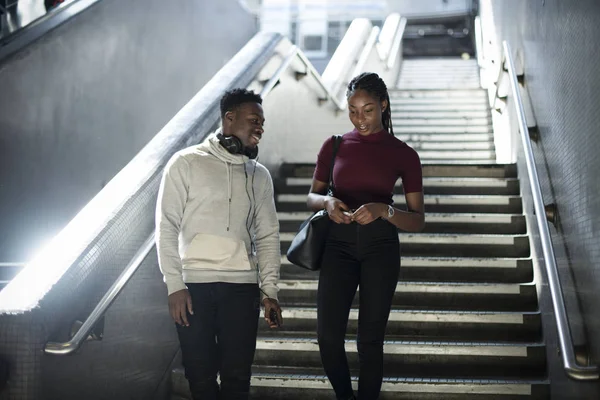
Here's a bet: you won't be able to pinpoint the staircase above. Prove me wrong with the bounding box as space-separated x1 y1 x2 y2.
171 58 550 399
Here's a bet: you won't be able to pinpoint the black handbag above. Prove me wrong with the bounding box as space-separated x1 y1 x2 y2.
286 135 342 270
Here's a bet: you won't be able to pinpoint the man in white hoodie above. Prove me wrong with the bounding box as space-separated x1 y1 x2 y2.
156 88 282 400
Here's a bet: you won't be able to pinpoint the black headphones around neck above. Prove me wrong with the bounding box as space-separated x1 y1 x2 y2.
217 133 258 159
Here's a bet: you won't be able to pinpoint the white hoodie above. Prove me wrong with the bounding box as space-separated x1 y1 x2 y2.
155 132 280 300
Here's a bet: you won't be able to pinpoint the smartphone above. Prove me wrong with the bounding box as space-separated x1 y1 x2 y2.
269 309 279 327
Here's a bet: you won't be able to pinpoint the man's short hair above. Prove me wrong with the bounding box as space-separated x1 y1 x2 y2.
220 89 263 119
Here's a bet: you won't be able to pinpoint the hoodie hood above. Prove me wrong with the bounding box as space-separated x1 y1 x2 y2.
196 131 253 233
197 131 249 165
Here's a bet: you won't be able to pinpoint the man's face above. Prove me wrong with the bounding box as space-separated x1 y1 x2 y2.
224 102 265 149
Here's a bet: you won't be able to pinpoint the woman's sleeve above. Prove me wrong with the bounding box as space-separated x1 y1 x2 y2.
400 147 423 194
313 136 334 183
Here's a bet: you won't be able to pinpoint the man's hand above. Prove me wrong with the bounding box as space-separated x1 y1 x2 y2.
262 298 283 329
168 289 193 327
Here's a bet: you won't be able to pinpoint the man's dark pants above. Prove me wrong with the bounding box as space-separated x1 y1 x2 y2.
176 282 260 400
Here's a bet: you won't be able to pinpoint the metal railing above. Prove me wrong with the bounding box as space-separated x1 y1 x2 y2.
260 45 344 111
40 14 404 355
474 16 484 68
0 0 102 61
0 262 25 267
499 40 599 381
321 18 373 106
42 32 358 355
44 233 155 355
386 17 406 71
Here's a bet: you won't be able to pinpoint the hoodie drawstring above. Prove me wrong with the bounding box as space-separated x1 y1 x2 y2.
226 162 232 231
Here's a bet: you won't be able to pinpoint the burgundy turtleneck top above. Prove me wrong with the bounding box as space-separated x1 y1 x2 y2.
313 128 422 210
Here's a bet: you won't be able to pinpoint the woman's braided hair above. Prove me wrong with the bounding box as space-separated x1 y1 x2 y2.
346 72 393 135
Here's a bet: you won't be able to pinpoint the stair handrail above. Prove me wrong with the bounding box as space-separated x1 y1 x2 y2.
44 233 155 355
385 17 407 71
500 40 599 381
260 45 344 111
41 35 357 356
42 40 353 355
39 26 383 355
0 0 103 62
322 18 374 106
0 262 26 267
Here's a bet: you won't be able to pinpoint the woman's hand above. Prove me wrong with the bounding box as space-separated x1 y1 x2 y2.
324 197 353 224
351 203 387 225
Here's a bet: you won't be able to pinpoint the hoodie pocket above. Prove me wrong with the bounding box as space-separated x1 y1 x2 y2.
182 233 252 271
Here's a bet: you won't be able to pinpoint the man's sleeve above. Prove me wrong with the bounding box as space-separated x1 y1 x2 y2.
253 169 281 301
155 155 189 295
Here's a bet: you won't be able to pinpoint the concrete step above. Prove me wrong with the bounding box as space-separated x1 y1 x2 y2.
394 111 491 119
396 133 494 142
399 69 479 75
251 338 546 379
279 163 517 179
391 104 489 111
279 257 533 284
171 368 550 399
408 142 496 150
397 83 482 91
276 280 538 311
276 194 523 214
392 149 496 160
390 98 488 106
397 79 481 87
278 212 525 235
389 89 487 99
398 78 480 83
257 308 543 342
402 59 478 66
278 177 519 195
400 63 479 69
398 69 479 76
398 74 480 79
399 75 480 82
390 97 490 108
250 374 550 399
394 126 493 134
392 118 491 126
279 232 530 258
416 160 499 164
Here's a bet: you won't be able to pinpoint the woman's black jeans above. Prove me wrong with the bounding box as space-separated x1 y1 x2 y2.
317 218 400 400
176 282 260 400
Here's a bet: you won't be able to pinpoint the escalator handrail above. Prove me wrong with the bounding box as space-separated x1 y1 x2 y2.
44 233 155 355
500 40 599 381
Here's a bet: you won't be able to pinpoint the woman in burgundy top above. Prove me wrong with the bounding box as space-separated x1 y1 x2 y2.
307 72 425 400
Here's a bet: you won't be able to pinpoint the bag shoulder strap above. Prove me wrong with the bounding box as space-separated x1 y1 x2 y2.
328 135 342 192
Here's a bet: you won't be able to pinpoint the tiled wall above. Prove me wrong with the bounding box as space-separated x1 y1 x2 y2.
0 0 257 263
486 0 600 390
